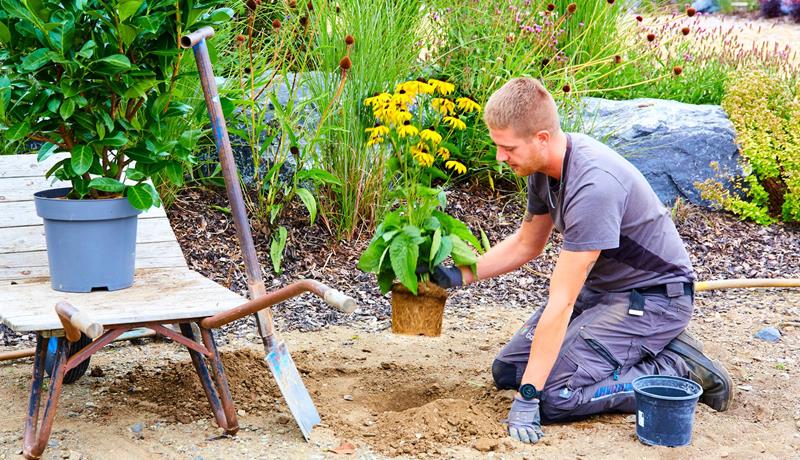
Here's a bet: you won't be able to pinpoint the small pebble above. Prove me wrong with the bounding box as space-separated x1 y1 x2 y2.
754 327 781 343
739 385 753 392
237 409 247 417
131 422 143 434
343 394 353 401
48 439 59 448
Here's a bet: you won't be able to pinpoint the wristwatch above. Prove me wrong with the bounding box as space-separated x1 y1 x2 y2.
519 383 541 401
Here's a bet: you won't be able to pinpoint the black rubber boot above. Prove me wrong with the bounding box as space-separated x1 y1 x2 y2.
665 330 734 412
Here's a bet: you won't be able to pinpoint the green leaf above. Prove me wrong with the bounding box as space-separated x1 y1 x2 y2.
295 187 317 225
118 24 138 48
5 121 31 141
296 168 342 186
432 210 481 250
97 54 131 72
20 48 52 72
480 227 491 253
164 161 183 186
59 98 75 119
429 228 442 268
358 238 387 273
450 235 478 267
99 131 128 147
126 183 154 210
270 226 288 274
142 182 161 208
89 177 125 193
125 168 145 181
76 40 96 59
377 268 394 295
432 235 453 268
0 22 10 44
37 143 59 162
118 0 144 21
389 233 419 295
70 145 93 175
47 97 60 113
206 7 234 24
71 176 89 198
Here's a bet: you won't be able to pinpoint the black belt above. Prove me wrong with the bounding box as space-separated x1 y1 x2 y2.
628 282 693 316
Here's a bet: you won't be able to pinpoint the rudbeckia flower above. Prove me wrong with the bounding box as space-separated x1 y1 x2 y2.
391 110 413 125
436 146 450 160
397 121 418 138
412 146 435 167
396 80 435 95
428 79 455 95
419 129 442 144
367 136 384 146
365 125 390 137
364 93 391 108
393 89 414 106
445 160 467 174
431 98 455 116
443 116 466 130
456 97 481 113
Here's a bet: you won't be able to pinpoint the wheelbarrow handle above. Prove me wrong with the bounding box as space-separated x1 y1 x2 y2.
200 279 357 329
55 301 104 341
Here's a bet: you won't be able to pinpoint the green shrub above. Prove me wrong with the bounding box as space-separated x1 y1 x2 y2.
697 69 800 224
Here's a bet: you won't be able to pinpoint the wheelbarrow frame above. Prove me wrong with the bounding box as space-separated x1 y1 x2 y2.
22 279 353 460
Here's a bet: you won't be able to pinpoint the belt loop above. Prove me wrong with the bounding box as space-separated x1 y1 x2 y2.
665 282 684 298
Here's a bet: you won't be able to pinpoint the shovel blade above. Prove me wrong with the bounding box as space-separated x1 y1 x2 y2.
265 341 320 441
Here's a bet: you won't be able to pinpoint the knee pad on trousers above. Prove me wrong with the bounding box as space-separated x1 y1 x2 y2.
491 359 520 390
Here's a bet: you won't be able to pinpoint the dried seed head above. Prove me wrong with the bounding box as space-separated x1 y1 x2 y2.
336 5 340 13
673 66 683 75
288 0 296 7
547 3 555 11
607 0 615 4
273 19 282 29
505 33 514 43
246 0 260 11
686 7 696 17
567 3 577 13
345 34 355 46
306 1 313 10
541 57 550 67
299 15 308 26
339 56 352 71
614 54 622 64
562 84 571 93
646 33 655 42
236 34 247 42
681 26 690 36
290 146 299 156
636 15 643 22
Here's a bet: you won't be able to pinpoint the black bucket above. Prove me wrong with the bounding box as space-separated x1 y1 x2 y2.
632 375 703 447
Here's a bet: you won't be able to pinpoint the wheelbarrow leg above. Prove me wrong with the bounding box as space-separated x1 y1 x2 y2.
179 323 238 435
23 335 68 460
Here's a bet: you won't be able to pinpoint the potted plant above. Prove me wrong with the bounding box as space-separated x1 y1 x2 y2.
357 78 483 336
0 0 231 291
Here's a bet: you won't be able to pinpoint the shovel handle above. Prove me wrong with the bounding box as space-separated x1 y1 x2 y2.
55 301 103 341
323 288 357 314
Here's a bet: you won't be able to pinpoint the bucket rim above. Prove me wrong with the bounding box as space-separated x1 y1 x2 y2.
632 375 703 401
33 187 131 202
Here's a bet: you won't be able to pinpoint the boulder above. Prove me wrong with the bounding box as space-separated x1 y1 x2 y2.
580 97 741 208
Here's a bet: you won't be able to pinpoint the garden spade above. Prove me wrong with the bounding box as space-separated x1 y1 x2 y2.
181 27 320 440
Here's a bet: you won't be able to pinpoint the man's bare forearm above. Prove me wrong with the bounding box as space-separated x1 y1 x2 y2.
460 212 553 285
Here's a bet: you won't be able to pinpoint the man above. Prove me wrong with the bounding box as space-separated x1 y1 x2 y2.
427 78 733 443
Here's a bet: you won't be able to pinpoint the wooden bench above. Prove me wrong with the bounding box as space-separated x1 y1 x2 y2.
0 154 353 459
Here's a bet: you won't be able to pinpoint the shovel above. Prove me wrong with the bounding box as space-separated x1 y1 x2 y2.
181 27 323 440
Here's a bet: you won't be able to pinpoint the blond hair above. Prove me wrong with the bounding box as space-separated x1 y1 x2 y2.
483 78 560 136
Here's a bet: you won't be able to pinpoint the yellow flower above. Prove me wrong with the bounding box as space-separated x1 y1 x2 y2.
411 145 435 167
365 125 390 137
445 160 467 174
393 90 414 106
374 103 396 124
437 146 450 160
364 93 391 108
397 122 418 138
367 136 384 146
456 97 481 113
397 80 435 95
431 98 455 116
428 79 455 95
419 129 442 144
443 116 466 130
391 110 413 125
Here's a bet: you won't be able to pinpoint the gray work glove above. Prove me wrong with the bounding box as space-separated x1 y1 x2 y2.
416 264 463 289
504 396 544 444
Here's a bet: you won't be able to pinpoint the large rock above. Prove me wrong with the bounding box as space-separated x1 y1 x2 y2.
580 97 741 207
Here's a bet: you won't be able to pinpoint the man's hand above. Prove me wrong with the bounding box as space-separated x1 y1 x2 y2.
505 396 544 444
416 264 463 289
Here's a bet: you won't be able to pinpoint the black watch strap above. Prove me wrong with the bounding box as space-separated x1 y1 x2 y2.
519 383 541 400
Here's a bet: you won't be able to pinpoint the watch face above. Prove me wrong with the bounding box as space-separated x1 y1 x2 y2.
520 384 539 400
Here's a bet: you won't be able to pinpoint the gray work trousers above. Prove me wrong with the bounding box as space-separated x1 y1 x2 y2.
493 285 692 423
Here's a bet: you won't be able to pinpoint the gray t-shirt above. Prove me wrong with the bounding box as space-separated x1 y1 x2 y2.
527 133 694 291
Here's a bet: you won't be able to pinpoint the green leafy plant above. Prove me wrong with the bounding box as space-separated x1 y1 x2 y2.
270 225 288 274
0 0 230 209
356 79 483 295
696 69 800 224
